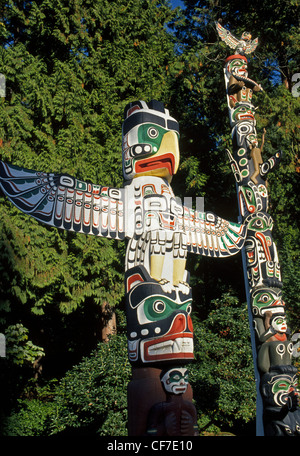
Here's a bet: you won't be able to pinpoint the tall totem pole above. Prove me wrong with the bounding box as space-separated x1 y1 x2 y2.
0 99 247 436
216 22 300 436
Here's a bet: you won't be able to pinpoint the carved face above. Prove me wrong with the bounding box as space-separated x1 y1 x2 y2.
231 102 256 125
122 100 180 182
225 57 248 78
271 315 288 333
125 266 193 365
251 288 285 316
160 367 189 395
239 185 257 214
241 32 252 41
261 367 299 409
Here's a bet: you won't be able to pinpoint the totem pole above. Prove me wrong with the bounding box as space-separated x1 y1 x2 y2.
216 22 300 436
0 99 247 436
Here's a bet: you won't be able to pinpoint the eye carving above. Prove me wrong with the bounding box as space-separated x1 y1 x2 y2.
147 127 159 139
258 293 270 303
153 300 165 313
246 189 253 200
186 304 192 315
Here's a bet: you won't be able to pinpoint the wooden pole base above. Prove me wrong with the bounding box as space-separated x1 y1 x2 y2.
127 366 194 436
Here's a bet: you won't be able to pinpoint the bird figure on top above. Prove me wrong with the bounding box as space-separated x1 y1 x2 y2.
215 22 258 55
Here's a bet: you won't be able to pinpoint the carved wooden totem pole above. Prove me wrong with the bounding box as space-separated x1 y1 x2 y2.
0 99 247 435
216 22 300 436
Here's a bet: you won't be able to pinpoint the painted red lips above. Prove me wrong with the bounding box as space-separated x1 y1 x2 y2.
135 153 175 175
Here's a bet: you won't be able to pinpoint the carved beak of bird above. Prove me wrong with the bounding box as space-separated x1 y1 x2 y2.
135 130 180 182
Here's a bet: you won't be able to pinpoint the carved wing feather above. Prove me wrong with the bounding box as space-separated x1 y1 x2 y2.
0 161 125 240
215 22 240 50
183 206 246 257
245 37 258 54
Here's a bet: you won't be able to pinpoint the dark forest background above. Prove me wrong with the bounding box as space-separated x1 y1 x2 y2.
0 0 299 436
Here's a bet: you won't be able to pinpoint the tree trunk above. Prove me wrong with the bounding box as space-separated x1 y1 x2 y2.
101 301 117 342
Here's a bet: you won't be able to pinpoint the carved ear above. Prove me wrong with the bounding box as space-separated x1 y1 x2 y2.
125 265 152 292
126 272 145 292
124 101 143 119
148 100 165 113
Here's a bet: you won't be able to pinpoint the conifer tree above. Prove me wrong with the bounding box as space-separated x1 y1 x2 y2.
0 0 177 370
1 0 298 436
169 0 299 326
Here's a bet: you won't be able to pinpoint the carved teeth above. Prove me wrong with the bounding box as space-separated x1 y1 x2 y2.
147 337 193 355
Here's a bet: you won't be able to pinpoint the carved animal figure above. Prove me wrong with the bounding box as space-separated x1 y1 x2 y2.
216 21 258 55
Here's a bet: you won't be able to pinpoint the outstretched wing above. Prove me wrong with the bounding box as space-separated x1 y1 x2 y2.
215 22 240 50
183 206 246 257
0 161 125 240
245 37 258 54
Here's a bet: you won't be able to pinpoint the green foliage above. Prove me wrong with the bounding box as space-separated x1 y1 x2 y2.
0 0 177 377
0 0 177 320
2 298 256 436
49 334 130 436
1 398 56 436
2 335 130 436
0 0 299 437
5 335 130 436
0 204 125 317
5 323 44 365
1 379 58 436
190 294 256 434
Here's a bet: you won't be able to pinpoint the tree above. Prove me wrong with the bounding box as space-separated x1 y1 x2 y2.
1 296 256 437
0 0 178 416
1 333 130 436
168 0 299 328
167 0 299 433
50 334 130 436
1 0 298 436
190 294 256 435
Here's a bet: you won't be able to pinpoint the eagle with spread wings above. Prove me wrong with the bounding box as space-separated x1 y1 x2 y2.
215 22 258 55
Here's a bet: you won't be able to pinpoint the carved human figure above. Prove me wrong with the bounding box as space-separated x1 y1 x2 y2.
225 55 262 109
217 21 300 436
261 365 300 435
146 367 199 436
249 128 266 184
257 310 293 373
